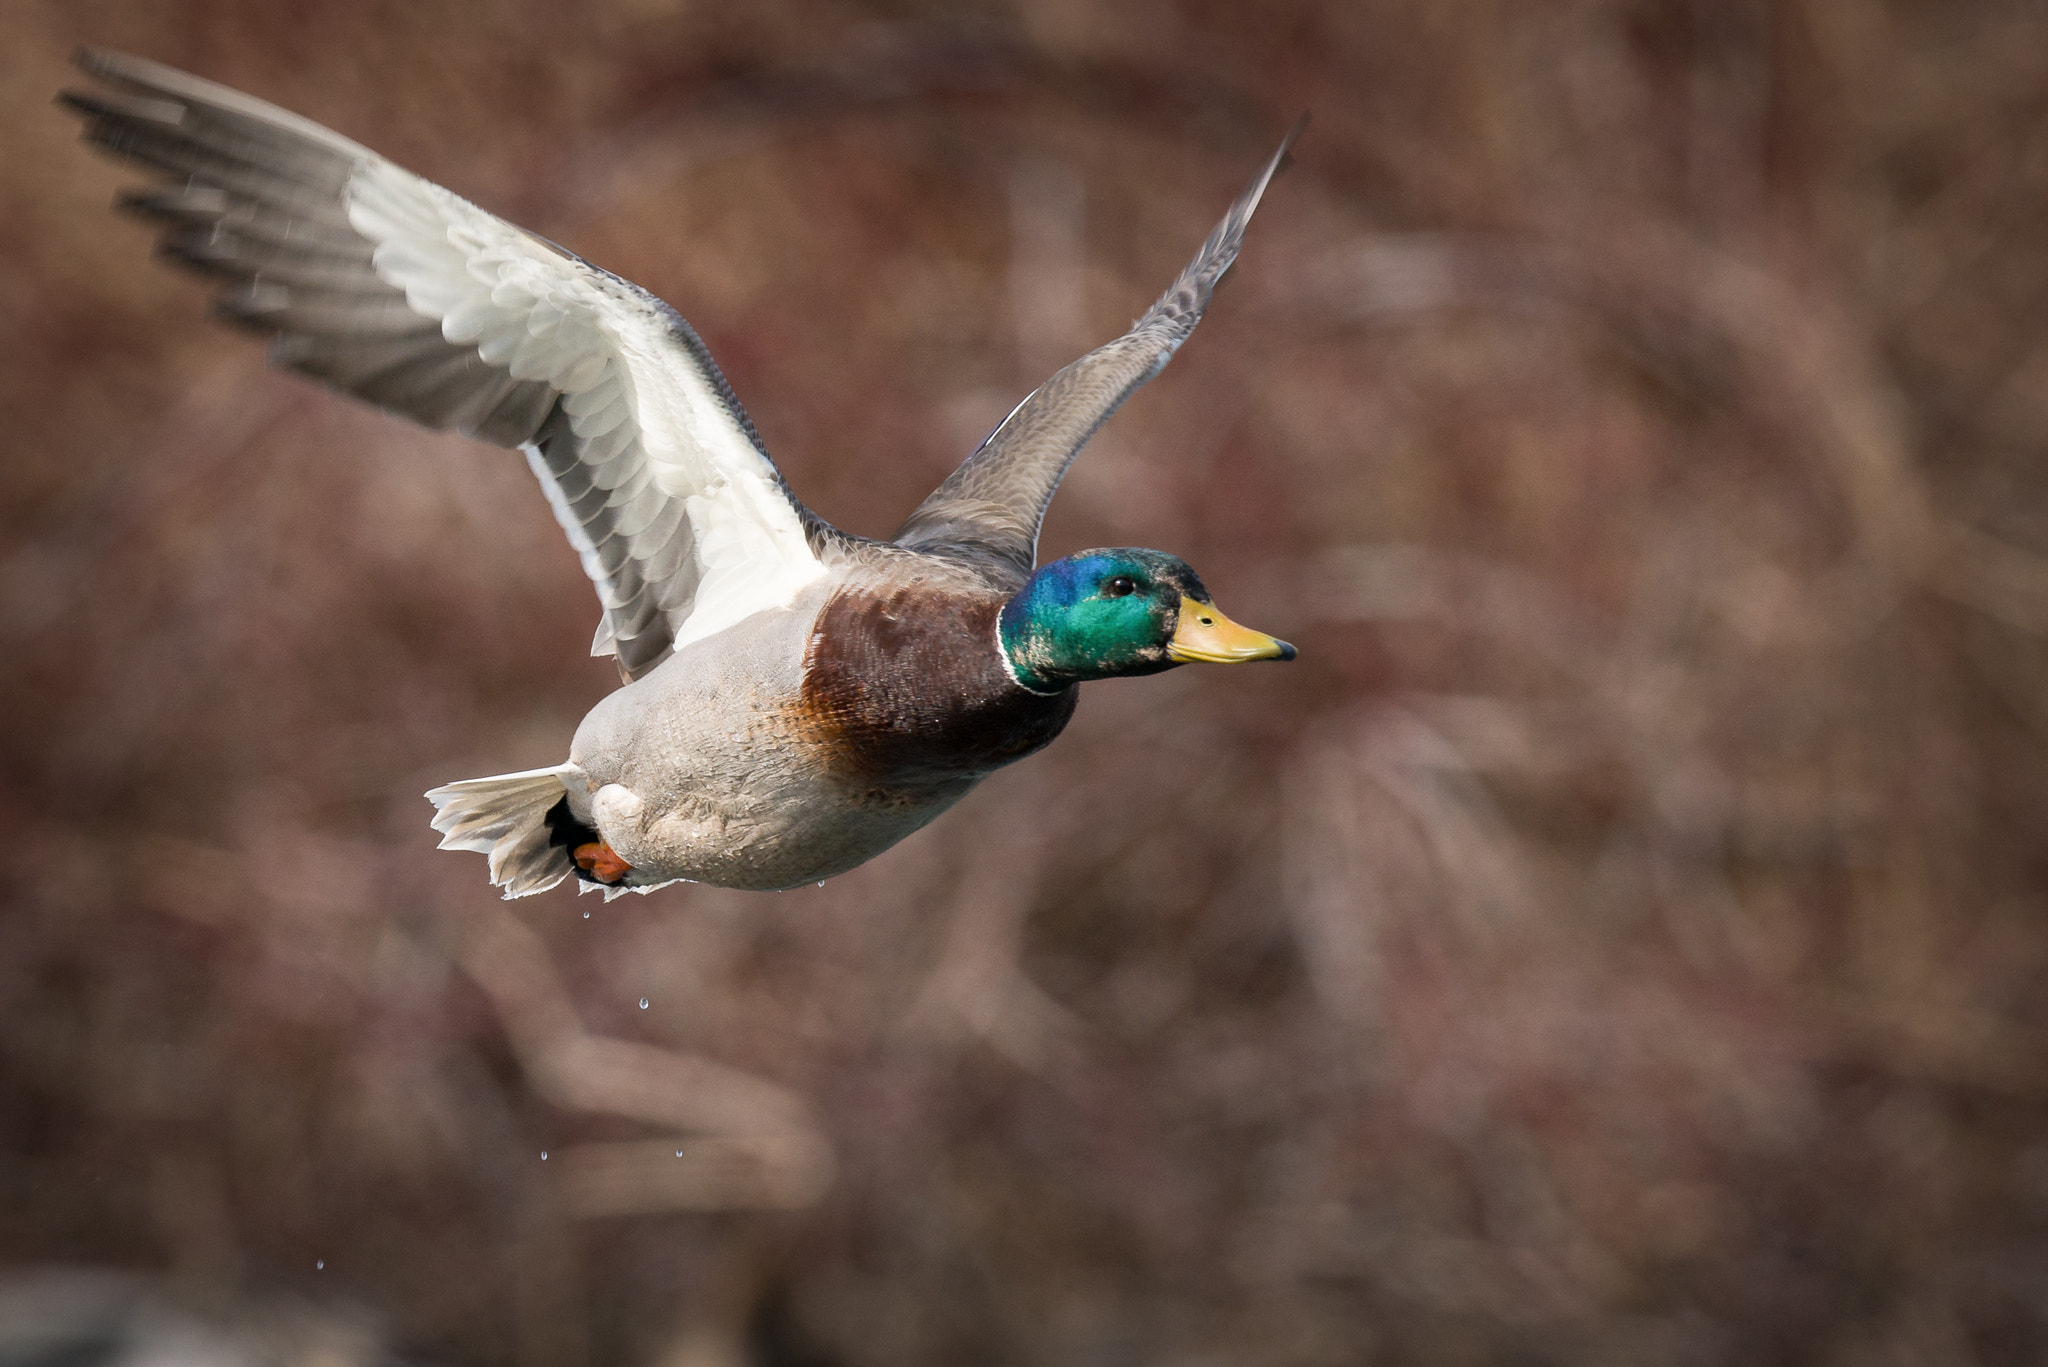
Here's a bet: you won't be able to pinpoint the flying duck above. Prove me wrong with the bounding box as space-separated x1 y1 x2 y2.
62 49 1298 898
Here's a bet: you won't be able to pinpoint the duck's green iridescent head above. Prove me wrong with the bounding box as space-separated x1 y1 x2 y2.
996 548 1295 694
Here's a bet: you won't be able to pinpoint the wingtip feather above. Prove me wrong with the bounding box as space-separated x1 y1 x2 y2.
1275 111 1311 175
70 47 189 95
1242 112 1310 209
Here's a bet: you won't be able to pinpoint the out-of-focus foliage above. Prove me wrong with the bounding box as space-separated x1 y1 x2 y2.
6 2 2048 1364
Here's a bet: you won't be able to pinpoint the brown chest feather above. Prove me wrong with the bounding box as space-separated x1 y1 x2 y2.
797 583 1077 787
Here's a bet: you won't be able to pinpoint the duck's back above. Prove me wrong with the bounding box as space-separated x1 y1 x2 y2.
569 569 1076 890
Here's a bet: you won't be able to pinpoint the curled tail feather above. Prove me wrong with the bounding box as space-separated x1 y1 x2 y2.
425 765 585 898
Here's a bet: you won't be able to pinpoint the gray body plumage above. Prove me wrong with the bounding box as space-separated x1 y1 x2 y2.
62 50 1297 897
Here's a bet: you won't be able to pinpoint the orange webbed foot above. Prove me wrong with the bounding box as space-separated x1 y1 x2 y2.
572 841 633 884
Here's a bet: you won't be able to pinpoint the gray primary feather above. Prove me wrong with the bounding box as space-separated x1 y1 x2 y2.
892 116 1304 584
61 51 559 448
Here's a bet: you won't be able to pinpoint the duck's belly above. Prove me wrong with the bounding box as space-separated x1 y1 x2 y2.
591 761 976 891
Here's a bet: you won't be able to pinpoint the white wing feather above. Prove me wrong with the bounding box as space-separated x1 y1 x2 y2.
348 165 826 654
64 49 827 679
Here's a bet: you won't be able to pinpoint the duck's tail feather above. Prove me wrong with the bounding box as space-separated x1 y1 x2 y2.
425 764 584 898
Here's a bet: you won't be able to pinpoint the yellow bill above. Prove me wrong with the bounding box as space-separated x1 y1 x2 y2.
1167 596 1297 663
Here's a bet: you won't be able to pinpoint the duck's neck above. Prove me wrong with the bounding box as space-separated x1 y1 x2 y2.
994 610 1066 697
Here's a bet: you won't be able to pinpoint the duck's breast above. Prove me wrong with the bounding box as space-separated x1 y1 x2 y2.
793 579 1078 792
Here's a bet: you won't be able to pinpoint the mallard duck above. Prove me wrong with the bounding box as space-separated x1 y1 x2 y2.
63 49 1298 898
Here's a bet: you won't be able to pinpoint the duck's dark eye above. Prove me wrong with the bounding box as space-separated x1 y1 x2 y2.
1103 575 1137 598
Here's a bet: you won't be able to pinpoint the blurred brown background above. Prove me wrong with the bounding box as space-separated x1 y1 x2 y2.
6 1 2048 1364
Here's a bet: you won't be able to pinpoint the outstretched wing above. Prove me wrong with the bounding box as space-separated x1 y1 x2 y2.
62 48 832 681
892 118 1303 582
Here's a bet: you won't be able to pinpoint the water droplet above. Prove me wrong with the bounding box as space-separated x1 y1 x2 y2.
581 910 590 919
638 997 649 1010
540 1150 548 1161
675 1148 684 1158
315 1260 324 1270
816 883 824 889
